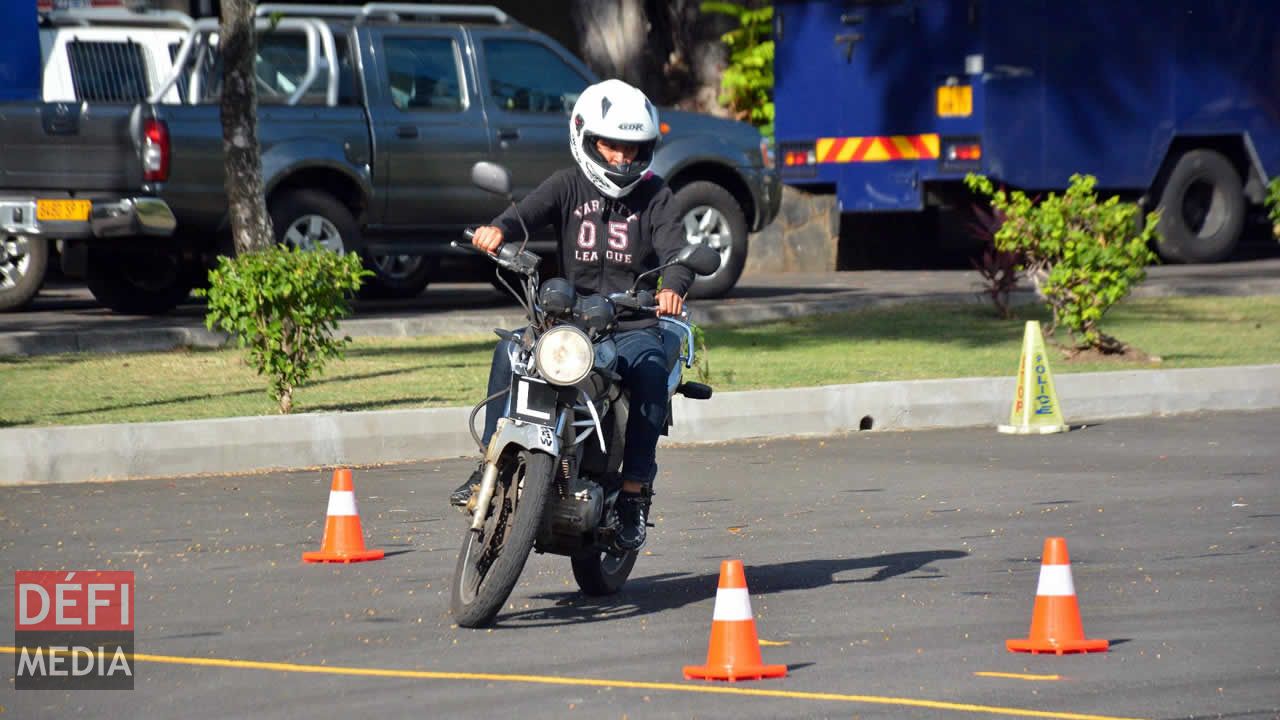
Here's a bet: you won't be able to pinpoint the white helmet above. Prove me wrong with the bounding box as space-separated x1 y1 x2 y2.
569 79 660 199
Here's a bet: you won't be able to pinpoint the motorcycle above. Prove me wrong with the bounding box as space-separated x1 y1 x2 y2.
449 161 721 628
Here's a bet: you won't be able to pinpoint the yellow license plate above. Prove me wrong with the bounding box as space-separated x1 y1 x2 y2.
36 199 92 222
936 85 973 118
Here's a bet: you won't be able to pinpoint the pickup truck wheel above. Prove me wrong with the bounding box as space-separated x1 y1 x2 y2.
673 181 748 298
360 253 438 299
271 189 360 255
84 247 193 315
1155 149 1245 263
0 235 48 312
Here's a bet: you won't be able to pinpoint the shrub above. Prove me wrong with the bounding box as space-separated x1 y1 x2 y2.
701 1 774 137
1267 177 1280 240
964 201 1023 319
197 246 370 413
964 173 1159 353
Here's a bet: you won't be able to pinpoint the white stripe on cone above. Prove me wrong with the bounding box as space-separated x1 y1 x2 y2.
1034 564 1075 597
326 490 358 517
711 587 753 621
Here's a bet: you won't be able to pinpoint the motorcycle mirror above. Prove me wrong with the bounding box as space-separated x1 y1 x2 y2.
677 243 721 276
624 242 722 294
470 161 512 197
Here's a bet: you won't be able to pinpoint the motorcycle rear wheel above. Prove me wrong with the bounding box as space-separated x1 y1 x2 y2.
571 548 638 596
450 451 554 628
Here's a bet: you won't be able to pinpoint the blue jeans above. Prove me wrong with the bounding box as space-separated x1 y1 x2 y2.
482 326 676 486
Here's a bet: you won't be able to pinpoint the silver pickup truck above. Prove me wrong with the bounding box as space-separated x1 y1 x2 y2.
0 3 780 314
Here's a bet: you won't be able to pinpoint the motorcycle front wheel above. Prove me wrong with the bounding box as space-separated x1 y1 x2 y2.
571 548 638 596
450 450 554 628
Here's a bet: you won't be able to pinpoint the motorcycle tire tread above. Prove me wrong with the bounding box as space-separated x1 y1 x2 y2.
450 451 555 628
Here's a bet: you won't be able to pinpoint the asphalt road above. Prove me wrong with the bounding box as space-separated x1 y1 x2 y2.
3 411 1277 719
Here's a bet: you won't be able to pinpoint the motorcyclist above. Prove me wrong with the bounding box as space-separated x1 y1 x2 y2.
449 79 694 551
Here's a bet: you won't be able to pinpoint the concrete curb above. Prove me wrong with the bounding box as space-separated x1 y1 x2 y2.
4 363 1277 485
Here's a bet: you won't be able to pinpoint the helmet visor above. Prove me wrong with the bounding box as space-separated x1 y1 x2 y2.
583 133 655 185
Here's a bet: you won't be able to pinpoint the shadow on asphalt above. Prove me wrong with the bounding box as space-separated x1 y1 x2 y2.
490 550 968 629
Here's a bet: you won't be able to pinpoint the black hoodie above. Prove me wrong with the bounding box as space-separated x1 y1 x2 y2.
492 167 694 330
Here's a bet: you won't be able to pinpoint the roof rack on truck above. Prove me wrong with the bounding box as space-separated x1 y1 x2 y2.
149 16 339 107
40 7 195 31
253 3 515 26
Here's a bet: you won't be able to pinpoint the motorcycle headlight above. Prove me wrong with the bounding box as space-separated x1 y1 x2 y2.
534 325 593 385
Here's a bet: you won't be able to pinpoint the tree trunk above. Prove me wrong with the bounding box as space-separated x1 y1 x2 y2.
568 0 731 114
219 0 272 255
570 0 649 88
645 0 731 114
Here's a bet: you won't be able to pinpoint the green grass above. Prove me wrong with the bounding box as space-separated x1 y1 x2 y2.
2 296 1277 429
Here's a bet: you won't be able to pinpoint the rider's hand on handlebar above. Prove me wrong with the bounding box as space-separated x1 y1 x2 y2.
471 225 504 255
656 288 684 317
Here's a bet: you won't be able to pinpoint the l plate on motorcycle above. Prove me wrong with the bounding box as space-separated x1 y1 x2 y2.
510 375 558 426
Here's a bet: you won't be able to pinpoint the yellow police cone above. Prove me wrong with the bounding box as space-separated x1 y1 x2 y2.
998 321 1069 435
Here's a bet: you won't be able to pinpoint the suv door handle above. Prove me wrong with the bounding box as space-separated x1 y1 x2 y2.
497 128 520 141
397 125 419 139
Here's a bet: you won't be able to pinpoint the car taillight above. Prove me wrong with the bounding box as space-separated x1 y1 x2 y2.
780 146 816 166
142 118 170 182
947 143 982 161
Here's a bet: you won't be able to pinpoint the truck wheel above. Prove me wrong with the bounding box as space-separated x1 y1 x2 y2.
85 247 194 315
273 188 405 297
1155 149 1245 263
270 189 360 255
673 181 748 298
359 252 438 299
0 235 48 312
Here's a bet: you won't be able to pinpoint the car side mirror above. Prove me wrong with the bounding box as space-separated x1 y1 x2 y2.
471 161 511 197
677 243 721 276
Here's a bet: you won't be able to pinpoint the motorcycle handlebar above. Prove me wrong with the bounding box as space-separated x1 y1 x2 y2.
450 234 484 255
457 230 540 275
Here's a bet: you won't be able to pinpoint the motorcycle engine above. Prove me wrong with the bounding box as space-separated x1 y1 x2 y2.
546 483 604 537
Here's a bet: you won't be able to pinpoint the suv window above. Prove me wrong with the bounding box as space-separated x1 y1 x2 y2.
66 39 149 102
482 38 587 114
382 37 463 111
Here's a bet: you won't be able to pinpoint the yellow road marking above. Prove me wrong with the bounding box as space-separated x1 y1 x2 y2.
976 671 1063 681
758 639 791 646
0 647 1141 720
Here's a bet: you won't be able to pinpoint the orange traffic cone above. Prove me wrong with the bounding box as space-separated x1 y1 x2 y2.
683 560 787 681
302 469 384 563
1007 537 1108 654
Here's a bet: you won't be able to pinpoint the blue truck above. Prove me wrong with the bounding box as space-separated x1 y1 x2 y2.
0 2 40 101
774 0 1280 264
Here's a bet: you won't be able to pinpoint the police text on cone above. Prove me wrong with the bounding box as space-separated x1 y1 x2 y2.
999 320 1069 434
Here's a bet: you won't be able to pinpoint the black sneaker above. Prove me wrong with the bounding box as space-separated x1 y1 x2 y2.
449 467 483 507
615 492 650 550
